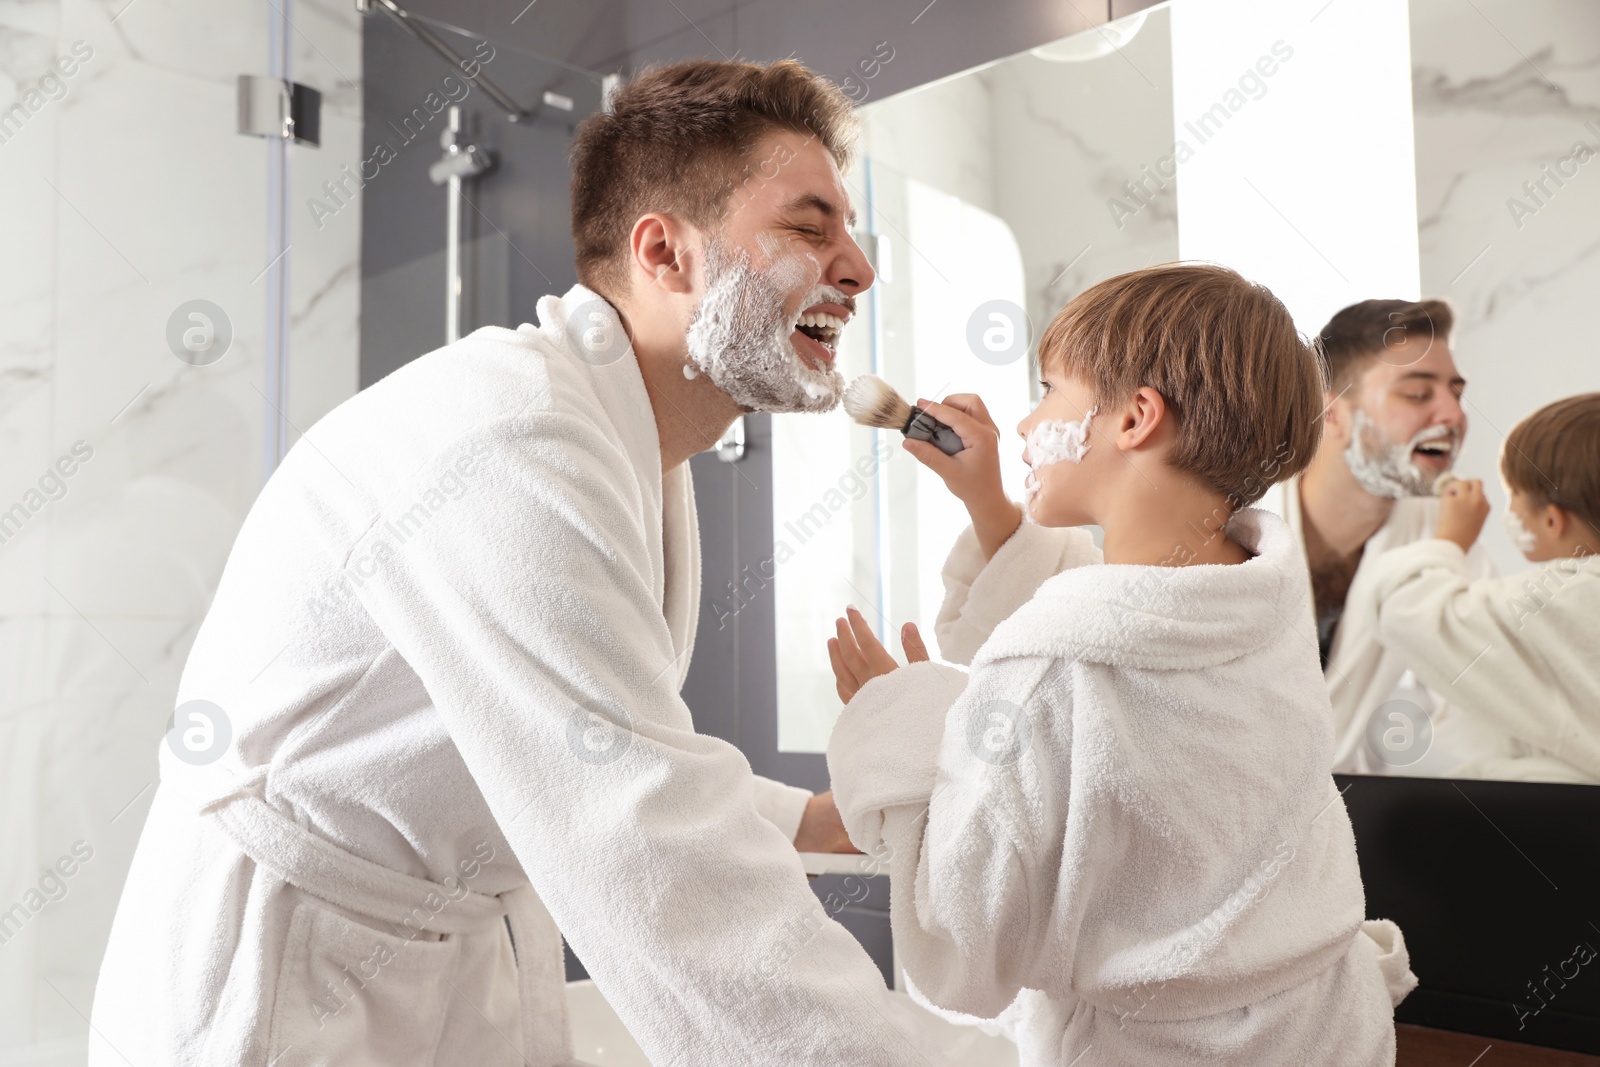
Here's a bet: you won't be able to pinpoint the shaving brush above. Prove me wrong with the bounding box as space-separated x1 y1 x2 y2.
842 375 966 456
1433 472 1460 496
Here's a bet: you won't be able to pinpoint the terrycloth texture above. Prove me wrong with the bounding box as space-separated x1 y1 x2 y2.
1279 482 1496 772
90 285 943 1067
935 521 1102 666
829 509 1414 1066
1352 540 1600 783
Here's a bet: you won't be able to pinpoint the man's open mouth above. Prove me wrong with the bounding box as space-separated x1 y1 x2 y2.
790 293 853 370
1412 438 1454 467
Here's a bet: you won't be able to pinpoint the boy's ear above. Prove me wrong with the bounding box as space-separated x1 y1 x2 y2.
1545 502 1570 541
1117 386 1169 451
630 213 696 295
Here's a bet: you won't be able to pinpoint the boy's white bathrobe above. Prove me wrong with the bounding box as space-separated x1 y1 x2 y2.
1352 540 1600 783
827 511 1416 1066
89 285 945 1067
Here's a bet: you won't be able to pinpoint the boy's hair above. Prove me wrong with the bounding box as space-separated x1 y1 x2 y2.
1038 263 1323 506
1501 393 1600 536
569 59 857 297
1315 298 1454 391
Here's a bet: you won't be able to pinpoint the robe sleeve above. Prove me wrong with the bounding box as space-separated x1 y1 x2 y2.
828 656 1058 1018
1359 539 1600 779
751 774 812 841
348 412 942 1065
935 522 1100 665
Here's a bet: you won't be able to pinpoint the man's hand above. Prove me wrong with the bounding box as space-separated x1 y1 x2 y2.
827 606 929 703
792 791 860 854
1437 478 1491 552
907 395 1022 560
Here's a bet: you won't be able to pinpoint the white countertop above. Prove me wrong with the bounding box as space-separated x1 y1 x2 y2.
798 851 890 877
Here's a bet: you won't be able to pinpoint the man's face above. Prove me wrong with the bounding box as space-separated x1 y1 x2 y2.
1336 337 1468 498
683 130 875 413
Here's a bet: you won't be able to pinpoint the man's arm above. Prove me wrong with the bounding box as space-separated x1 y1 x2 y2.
349 412 941 1064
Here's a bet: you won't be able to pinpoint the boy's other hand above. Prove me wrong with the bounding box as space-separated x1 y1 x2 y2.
792 791 861 854
909 394 1022 560
1437 478 1491 552
828 607 929 703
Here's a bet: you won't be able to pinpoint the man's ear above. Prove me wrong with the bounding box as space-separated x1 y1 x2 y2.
630 213 696 295
1116 386 1168 451
1321 387 1353 446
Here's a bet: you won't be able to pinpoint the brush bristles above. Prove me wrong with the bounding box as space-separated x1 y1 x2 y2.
843 375 913 430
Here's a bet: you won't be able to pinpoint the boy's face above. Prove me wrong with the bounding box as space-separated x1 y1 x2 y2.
1506 487 1562 563
1333 339 1468 498
1016 370 1102 527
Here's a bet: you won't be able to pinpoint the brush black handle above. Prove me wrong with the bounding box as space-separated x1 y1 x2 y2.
905 408 966 456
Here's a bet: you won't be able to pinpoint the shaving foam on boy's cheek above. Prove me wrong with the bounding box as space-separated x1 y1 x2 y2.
1022 406 1097 519
1504 508 1539 554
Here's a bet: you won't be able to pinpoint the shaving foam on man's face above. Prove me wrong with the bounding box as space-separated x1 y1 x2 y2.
683 235 851 414
1342 408 1462 498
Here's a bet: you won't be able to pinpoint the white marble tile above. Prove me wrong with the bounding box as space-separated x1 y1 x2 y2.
1411 0 1600 574
0 26 59 619
1 0 362 1052
292 0 362 122
0 0 55 37
50 46 268 494
988 9 1178 334
59 0 264 86
289 109 361 436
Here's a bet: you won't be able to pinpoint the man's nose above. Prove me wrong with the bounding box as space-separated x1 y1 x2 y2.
829 232 876 296
1437 391 1467 431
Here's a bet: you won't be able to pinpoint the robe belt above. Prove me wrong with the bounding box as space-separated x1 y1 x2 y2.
180 766 574 1066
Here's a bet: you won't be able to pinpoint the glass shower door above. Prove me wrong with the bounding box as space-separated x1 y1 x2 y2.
0 1 359 1059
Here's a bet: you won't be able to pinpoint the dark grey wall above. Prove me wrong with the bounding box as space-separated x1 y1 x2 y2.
359 17 604 387
384 0 1154 104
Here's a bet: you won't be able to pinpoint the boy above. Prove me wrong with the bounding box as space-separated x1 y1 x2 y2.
1353 393 1600 783
824 264 1416 1065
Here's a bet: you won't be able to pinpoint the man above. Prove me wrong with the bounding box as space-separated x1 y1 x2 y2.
1283 298 1494 773
91 60 948 1066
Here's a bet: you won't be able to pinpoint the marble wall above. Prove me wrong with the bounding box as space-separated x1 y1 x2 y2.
0 0 361 1059
1410 0 1600 574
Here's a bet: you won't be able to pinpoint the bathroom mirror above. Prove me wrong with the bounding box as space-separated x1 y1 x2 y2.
770 0 1600 787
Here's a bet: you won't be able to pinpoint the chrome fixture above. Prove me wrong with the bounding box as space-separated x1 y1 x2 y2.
356 0 526 122
430 106 494 344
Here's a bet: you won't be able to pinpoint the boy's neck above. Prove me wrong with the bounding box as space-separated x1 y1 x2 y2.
1096 477 1252 567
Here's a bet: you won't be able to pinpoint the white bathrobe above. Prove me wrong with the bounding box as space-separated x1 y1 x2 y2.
1278 483 1495 773
90 285 949 1067
827 511 1416 1066
1351 540 1600 783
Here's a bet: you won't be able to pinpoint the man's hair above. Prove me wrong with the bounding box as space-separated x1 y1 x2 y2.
1315 298 1454 392
1501 393 1600 536
1037 263 1324 506
569 59 857 296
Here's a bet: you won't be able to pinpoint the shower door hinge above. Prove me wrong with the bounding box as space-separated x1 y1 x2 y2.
237 75 322 146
